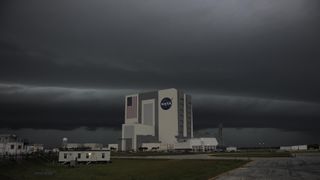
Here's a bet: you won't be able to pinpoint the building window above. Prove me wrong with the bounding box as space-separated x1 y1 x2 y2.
127 97 132 106
64 153 67 159
102 153 105 158
86 153 89 159
78 153 81 159
10 144 14 149
18 145 22 149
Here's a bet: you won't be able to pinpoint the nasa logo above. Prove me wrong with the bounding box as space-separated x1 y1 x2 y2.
160 97 172 110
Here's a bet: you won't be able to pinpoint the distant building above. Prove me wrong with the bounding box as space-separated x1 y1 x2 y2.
141 143 161 151
0 134 19 143
58 150 110 163
0 134 27 155
280 145 308 151
83 143 104 150
27 144 44 153
52 148 60 153
121 88 194 151
0 141 26 155
62 142 104 150
226 147 237 152
107 144 119 151
174 138 218 152
0 134 44 156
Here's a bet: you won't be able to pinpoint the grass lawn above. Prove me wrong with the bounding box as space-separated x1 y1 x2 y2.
210 151 292 158
111 151 211 156
0 158 248 180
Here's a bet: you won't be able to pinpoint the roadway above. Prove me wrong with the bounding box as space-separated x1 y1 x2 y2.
214 153 320 180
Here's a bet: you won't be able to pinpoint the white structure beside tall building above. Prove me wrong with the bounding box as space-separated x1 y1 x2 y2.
0 134 43 156
174 138 219 152
121 88 217 151
107 144 119 151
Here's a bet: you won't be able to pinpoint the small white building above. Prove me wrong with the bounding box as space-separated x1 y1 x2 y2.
280 146 291 151
83 143 103 150
0 134 28 155
292 145 308 151
0 142 26 155
191 138 218 152
25 144 44 154
280 145 308 151
226 147 237 152
174 141 192 151
64 143 104 150
65 143 82 149
52 148 60 153
174 138 218 152
141 143 161 151
107 144 119 151
160 143 174 151
58 150 111 163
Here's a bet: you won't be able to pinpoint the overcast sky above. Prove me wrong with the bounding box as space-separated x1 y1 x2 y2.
1 0 320 146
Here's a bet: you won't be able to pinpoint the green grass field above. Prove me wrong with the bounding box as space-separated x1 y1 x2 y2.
210 151 292 158
0 158 248 180
111 151 210 156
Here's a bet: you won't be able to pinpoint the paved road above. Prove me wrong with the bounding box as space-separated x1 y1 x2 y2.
215 153 320 180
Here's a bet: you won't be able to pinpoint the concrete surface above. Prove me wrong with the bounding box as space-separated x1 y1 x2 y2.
215 153 320 180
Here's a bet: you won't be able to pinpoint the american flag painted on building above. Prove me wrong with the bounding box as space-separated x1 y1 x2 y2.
127 96 137 118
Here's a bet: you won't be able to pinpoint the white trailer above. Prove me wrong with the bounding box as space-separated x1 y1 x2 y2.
58 150 111 163
226 147 237 152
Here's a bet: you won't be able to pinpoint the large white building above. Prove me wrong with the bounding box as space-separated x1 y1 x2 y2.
121 88 194 151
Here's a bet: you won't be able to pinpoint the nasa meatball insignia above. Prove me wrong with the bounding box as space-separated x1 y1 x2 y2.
160 97 172 110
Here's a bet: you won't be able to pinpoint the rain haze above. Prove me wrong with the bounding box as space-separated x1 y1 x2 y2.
1 0 320 147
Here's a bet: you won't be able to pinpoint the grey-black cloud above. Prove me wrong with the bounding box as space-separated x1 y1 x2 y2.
1 0 320 135
0 83 319 135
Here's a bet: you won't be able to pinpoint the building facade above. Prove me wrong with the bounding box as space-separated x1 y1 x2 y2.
107 144 119 151
58 150 110 163
0 134 27 155
174 138 218 152
0 134 44 156
280 145 308 151
121 88 193 151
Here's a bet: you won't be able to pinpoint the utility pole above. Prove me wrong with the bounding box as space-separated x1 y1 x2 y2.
218 123 223 147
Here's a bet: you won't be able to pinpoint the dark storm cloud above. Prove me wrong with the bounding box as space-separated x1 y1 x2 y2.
0 83 134 130
193 94 320 133
1 0 320 133
1 83 320 133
